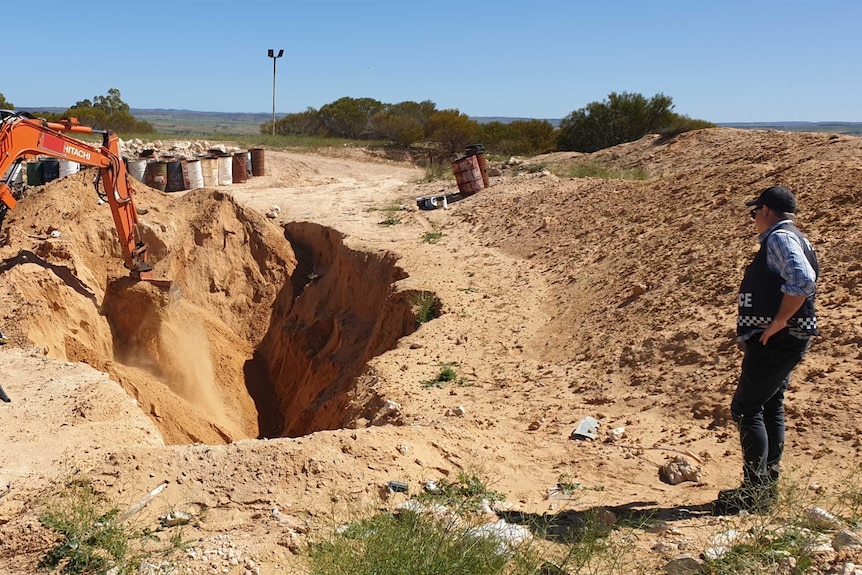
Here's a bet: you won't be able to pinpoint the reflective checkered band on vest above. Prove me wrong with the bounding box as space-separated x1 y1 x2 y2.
738 316 817 329
738 316 772 328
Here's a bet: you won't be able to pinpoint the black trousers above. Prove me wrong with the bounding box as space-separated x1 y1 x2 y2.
730 330 810 486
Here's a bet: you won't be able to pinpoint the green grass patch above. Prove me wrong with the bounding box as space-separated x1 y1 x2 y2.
309 509 511 575
421 363 471 388
422 229 444 244
553 162 649 180
410 291 441 326
424 162 453 182
371 200 404 226
307 472 637 575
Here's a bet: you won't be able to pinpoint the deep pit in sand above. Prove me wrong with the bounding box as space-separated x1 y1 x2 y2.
0 171 434 444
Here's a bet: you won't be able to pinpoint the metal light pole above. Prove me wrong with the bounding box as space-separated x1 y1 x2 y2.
268 49 284 135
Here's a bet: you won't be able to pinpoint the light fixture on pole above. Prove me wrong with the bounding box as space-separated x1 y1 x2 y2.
268 49 284 135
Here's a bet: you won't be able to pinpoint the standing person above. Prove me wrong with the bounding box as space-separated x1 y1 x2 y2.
713 186 819 515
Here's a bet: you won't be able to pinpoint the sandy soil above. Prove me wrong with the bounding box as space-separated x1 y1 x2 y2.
1 129 861 574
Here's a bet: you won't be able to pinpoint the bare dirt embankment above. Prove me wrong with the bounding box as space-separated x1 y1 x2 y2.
0 129 861 574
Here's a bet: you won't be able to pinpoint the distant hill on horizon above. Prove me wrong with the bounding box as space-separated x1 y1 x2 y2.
14 106 862 136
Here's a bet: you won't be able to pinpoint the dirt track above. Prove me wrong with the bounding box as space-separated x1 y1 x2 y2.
1 129 861 573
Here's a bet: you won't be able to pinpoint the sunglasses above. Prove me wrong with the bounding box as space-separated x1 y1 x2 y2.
750 206 764 219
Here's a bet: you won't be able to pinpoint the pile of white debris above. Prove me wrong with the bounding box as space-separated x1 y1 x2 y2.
120 139 245 160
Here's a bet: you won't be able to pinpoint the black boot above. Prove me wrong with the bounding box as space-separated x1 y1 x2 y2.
712 482 776 515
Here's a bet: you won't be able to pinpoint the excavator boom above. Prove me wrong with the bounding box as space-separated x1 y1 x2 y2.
0 113 161 281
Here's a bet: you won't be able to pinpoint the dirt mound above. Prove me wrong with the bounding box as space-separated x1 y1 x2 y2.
458 127 862 439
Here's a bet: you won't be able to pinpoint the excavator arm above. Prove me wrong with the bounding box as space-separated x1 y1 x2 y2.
0 113 162 282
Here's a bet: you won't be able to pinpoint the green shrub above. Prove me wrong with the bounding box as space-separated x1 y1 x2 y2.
655 114 716 137
309 510 511 575
556 91 713 152
39 480 139 574
416 472 505 515
421 363 470 388
479 120 556 156
426 110 480 153
424 162 451 182
410 291 441 326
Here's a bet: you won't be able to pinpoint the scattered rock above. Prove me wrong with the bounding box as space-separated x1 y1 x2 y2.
467 519 533 555
833 529 862 550
804 506 843 530
160 510 191 527
664 553 703 575
652 541 678 554
372 400 402 424
445 405 466 417
659 455 701 485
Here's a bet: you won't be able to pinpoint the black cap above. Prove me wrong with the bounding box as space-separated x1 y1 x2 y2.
745 186 797 214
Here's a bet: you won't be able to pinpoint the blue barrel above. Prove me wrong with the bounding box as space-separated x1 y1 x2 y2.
41 159 60 183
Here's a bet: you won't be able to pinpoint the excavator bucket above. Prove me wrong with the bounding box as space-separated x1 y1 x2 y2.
138 272 182 304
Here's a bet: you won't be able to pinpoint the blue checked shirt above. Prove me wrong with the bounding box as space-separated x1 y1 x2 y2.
749 220 818 339
761 221 817 298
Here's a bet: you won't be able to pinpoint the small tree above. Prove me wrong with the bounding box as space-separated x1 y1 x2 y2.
370 112 424 147
93 88 130 116
0 92 14 110
270 107 325 136
318 96 384 139
386 99 437 126
64 89 152 133
426 110 479 154
481 119 555 156
557 92 678 152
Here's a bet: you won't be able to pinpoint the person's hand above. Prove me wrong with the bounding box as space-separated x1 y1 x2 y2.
759 320 787 345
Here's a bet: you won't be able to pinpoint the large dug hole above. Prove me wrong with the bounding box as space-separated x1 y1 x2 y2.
2 182 430 445
103 206 427 445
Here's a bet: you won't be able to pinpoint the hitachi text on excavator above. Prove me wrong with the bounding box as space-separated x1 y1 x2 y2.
0 112 168 286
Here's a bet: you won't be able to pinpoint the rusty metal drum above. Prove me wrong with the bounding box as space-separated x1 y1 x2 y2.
451 155 484 196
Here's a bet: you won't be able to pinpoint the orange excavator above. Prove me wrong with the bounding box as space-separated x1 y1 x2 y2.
0 111 163 283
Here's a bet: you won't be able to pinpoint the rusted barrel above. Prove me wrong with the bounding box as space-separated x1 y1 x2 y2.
165 159 185 192
465 144 489 187
250 148 265 176
232 152 247 183
145 161 167 191
451 155 484 196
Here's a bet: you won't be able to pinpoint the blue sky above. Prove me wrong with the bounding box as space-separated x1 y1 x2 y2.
4 0 860 122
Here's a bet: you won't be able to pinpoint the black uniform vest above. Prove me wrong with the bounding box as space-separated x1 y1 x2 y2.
737 222 819 337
